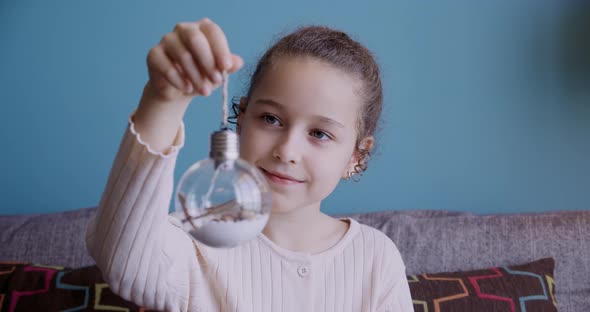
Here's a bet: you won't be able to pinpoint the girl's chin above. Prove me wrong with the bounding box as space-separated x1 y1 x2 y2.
268 200 303 215
269 205 296 214
267 199 319 215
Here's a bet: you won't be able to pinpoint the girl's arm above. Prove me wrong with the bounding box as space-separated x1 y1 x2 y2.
85 97 207 311
133 82 192 153
85 17 241 310
377 265 414 312
375 236 414 312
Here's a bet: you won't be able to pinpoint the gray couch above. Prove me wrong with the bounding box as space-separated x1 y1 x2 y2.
1 207 588 311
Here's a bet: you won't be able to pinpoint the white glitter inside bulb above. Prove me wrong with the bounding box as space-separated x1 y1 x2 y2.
187 213 269 248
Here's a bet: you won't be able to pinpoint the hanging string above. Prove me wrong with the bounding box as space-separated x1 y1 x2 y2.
221 71 229 129
203 70 229 207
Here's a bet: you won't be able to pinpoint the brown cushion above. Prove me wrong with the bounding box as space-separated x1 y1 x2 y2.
1 258 557 311
409 257 557 311
0 262 156 312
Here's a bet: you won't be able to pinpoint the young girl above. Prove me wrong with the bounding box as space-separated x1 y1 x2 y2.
86 17 413 312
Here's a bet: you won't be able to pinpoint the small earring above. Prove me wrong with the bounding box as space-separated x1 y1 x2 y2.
345 171 361 182
352 171 362 182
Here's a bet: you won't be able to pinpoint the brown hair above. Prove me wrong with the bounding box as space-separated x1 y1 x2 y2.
230 25 383 179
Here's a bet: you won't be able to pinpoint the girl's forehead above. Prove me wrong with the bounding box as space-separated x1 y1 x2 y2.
251 56 363 125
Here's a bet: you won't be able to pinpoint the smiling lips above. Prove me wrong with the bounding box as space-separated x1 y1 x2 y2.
260 168 304 185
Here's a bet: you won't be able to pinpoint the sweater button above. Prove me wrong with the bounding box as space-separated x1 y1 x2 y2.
297 265 310 277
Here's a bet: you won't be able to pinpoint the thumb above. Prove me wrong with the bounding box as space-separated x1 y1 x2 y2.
227 54 244 74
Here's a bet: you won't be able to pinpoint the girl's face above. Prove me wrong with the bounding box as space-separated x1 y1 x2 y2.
239 56 366 213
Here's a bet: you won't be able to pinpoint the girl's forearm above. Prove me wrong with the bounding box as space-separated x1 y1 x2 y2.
133 82 193 153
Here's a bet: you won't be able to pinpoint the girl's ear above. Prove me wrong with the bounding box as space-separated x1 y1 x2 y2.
342 136 374 179
236 97 247 134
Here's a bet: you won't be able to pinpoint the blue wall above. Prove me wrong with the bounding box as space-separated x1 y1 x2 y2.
1 1 589 215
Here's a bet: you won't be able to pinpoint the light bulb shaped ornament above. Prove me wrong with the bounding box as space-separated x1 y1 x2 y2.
173 73 271 248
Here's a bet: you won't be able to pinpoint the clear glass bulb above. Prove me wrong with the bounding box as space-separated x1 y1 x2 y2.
172 129 271 248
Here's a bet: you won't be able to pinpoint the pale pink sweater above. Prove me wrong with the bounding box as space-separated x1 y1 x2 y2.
85 112 414 312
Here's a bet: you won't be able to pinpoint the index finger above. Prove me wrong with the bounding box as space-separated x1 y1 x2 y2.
199 20 233 71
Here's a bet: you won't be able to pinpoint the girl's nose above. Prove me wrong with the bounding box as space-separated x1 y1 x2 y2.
273 132 302 164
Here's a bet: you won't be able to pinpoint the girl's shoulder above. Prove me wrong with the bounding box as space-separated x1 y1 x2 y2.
354 219 397 244
351 219 405 262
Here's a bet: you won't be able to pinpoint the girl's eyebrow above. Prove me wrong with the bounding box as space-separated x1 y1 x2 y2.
254 98 345 128
316 116 345 128
254 98 284 110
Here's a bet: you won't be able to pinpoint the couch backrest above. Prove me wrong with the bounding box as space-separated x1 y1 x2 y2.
2 207 588 311
340 209 590 311
0 207 97 268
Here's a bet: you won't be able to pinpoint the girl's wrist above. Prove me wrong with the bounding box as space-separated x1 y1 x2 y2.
133 82 192 153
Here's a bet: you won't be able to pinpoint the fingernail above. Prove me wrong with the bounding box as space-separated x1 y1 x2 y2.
224 59 233 70
212 72 222 83
201 85 210 96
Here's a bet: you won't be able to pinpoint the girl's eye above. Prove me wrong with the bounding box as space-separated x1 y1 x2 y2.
310 130 332 141
262 114 281 126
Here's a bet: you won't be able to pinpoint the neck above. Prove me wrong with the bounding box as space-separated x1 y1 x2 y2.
262 202 349 254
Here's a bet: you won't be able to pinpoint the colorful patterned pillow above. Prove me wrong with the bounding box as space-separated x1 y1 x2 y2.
408 257 557 312
1 258 557 312
0 262 156 312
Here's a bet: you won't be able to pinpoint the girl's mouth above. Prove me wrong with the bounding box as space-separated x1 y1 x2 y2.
260 168 304 185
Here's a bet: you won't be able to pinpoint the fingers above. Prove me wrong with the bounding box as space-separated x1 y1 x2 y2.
177 18 241 78
174 63 195 94
199 19 233 71
148 17 243 97
227 54 244 74
161 30 212 95
176 22 221 84
147 44 189 93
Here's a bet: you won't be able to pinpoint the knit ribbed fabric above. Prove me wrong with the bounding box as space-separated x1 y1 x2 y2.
85 112 414 312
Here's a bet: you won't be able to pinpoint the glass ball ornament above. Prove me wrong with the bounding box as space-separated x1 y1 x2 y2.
172 129 271 248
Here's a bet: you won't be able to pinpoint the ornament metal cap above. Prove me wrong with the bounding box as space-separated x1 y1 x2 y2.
210 128 239 164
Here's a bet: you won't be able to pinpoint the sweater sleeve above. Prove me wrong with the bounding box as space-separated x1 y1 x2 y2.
377 265 414 312
85 110 210 312
376 236 414 312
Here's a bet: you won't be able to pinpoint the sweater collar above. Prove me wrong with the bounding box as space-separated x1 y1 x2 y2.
255 217 360 262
